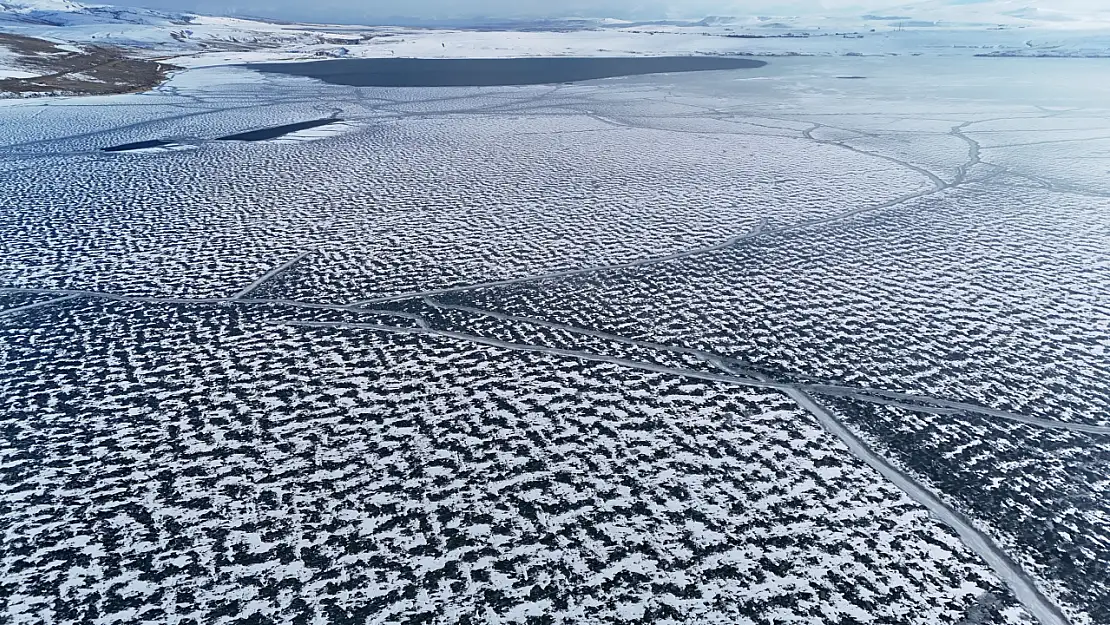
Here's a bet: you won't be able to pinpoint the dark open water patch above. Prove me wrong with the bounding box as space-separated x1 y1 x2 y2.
216 118 340 142
101 139 173 152
247 56 767 87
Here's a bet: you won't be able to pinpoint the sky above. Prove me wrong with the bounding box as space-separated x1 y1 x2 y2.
113 0 1108 25
122 0 910 22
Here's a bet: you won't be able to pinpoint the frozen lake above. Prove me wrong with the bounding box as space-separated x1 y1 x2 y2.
249 56 768 87
1 55 1108 625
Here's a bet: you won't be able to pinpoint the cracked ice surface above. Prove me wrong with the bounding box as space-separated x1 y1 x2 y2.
819 396 1110 625
0 67 929 299
2 55 1108 624
0 300 1029 624
459 183 1110 427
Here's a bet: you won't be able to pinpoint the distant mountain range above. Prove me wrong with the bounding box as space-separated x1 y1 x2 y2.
3 0 1110 72
3 0 1110 30
0 0 85 12
691 1 1110 30
880 0 1110 27
0 0 195 27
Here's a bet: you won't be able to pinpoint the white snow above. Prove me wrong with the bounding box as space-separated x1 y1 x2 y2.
0 0 88 13
0 43 36 78
1 0 1109 82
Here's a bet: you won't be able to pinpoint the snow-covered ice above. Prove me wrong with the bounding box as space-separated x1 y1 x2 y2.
1 14 1108 625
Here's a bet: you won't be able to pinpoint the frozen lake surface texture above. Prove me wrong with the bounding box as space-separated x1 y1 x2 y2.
1 55 1109 625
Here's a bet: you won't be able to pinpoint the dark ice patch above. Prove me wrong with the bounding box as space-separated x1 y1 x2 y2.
215 118 341 142
101 139 174 152
247 56 767 88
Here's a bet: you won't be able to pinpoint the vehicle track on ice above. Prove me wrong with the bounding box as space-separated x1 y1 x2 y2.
270 316 1074 625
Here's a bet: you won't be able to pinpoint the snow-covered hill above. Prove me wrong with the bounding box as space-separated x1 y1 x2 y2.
0 0 194 27
0 0 311 59
0 0 86 13
683 1 1110 31
874 0 1110 29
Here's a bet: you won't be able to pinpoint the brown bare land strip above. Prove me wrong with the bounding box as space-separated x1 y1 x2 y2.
0 32 177 96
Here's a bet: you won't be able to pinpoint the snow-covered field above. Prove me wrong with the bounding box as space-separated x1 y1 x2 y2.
0 44 35 77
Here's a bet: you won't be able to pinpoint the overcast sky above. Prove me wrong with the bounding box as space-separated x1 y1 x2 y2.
125 0 918 22
118 0 1104 24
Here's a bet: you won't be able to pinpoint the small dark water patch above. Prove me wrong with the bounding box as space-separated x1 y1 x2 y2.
836 75 868 80
101 139 173 152
248 56 767 87
216 118 341 142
